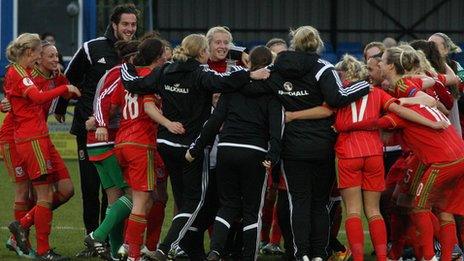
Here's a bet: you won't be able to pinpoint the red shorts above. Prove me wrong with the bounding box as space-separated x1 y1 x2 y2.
396 154 427 206
155 151 168 184
336 155 385 191
0 142 28 183
115 145 156 192
414 157 464 215
15 137 66 182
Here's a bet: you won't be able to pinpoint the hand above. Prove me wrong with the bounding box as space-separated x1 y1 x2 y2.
165 121 185 134
431 120 450 130
66 85 81 98
241 52 250 67
85 117 96 131
95 127 108 142
262 160 272 169
250 68 270 80
54 114 65 123
1 98 11 112
185 150 194 162
285 111 294 123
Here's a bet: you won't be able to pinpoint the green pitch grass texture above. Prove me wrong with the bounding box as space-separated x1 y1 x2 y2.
0 160 374 260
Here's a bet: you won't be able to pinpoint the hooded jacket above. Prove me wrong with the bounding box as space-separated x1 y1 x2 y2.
58 25 121 135
251 51 371 160
120 58 251 147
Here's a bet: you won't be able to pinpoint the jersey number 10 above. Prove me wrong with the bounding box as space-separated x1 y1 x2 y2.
123 90 139 120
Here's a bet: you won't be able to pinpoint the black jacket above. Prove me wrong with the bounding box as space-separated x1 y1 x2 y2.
189 90 283 165
248 51 370 160
120 58 251 147
58 26 121 136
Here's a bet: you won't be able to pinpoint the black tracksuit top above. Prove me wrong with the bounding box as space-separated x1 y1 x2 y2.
120 58 251 147
189 90 283 165
249 50 370 160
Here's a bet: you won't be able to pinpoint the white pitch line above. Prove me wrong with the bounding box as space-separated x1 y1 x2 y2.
1 226 85 231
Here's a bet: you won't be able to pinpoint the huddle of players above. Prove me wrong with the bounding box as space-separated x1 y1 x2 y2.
3 5 464 261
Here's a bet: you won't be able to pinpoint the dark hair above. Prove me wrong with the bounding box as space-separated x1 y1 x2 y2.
139 31 161 41
410 39 446 73
266 38 287 49
249 46 273 71
40 32 55 41
133 38 164 66
110 3 139 24
114 40 140 62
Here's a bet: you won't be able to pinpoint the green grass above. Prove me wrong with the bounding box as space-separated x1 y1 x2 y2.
0 160 375 260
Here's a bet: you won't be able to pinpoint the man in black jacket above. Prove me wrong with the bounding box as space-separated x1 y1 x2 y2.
57 4 139 257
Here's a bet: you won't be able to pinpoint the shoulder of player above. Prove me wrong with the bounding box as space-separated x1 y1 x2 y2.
84 37 110 48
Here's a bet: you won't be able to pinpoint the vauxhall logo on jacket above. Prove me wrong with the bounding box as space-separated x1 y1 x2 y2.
278 81 309 96
164 83 189 94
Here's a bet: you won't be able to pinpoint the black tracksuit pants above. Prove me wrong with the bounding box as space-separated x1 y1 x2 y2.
76 134 107 235
209 147 268 261
157 144 212 260
281 158 335 259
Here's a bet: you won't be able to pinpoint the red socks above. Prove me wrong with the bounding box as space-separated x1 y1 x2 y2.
345 214 364 261
368 215 387 261
270 206 282 244
145 201 166 251
411 211 435 260
20 206 35 229
14 202 29 222
126 214 147 259
439 221 457 261
35 202 52 255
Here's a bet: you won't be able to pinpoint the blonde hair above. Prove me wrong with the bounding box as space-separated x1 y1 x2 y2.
413 50 435 75
385 45 420 75
172 34 208 62
363 41 385 60
335 54 369 82
6 33 41 63
206 26 233 45
432 32 462 54
290 26 324 53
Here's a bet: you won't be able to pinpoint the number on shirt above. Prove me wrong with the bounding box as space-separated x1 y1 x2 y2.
420 105 451 124
123 90 139 119
350 95 368 123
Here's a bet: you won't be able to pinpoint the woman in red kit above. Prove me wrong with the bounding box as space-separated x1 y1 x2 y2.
348 46 461 261
0 98 36 258
33 41 75 210
111 38 184 261
4 33 80 261
333 54 444 261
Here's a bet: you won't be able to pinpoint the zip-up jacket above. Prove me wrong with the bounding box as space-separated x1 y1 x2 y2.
189 90 283 165
247 51 371 160
120 58 251 147
58 26 121 135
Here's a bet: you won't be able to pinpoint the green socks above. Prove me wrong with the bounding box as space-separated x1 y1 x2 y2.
93 195 132 255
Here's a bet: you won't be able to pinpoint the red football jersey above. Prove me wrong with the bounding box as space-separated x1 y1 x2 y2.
112 67 157 147
392 77 422 98
379 105 464 164
3 64 49 141
0 113 15 143
31 68 69 118
88 65 122 145
335 87 396 158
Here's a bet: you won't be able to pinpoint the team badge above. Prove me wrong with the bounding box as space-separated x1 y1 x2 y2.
283 81 293 91
22 77 34 87
15 167 24 177
79 149 85 160
46 160 53 170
